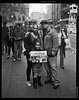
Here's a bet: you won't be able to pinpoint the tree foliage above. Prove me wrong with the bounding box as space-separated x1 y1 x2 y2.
1 3 28 22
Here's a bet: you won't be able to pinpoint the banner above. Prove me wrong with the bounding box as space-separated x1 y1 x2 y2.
29 51 47 63
65 38 71 49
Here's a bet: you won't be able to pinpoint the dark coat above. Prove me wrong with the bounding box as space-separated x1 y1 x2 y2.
61 34 66 58
2 26 9 40
24 33 33 53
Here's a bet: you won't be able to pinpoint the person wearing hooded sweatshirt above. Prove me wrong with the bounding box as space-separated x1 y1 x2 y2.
2 22 9 54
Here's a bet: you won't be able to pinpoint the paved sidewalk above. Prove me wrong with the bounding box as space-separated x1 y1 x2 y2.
2 49 76 98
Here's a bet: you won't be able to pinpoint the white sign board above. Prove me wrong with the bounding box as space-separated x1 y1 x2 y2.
65 38 71 49
29 51 47 63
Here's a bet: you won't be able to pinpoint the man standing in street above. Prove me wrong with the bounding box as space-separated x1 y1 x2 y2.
44 24 60 89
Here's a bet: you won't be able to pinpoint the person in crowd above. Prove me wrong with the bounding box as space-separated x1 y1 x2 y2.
60 28 66 69
13 23 25 62
63 25 68 38
6 26 14 59
23 25 34 87
2 22 9 55
44 24 60 89
40 20 48 48
30 25 43 89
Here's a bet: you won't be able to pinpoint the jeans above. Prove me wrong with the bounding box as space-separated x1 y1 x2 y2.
26 56 33 81
44 56 59 82
14 40 23 59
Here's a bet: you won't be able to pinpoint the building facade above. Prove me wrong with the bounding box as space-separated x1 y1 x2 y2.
30 12 47 23
46 4 61 25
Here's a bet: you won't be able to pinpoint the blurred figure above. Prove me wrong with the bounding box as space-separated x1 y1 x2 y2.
23 25 34 87
2 22 9 55
7 26 14 59
13 24 25 62
44 25 60 89
60 28 66 69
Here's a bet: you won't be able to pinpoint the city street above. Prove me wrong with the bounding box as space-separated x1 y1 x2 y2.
1 3 78 98
2 46 76 98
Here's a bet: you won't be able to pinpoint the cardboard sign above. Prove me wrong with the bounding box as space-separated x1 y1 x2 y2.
29 51 47 63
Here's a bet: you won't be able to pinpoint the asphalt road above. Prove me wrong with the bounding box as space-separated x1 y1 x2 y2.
2 48 76 98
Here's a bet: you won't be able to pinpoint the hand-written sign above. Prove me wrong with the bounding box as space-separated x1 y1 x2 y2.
29 51 47 63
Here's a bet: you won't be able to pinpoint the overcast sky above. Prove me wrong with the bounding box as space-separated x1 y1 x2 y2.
29 3 51 16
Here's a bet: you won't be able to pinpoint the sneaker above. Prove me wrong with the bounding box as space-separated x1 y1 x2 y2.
26 81 31 87
13 59 16 62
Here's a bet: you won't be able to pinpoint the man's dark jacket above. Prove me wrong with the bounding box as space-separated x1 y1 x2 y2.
2 26 9 40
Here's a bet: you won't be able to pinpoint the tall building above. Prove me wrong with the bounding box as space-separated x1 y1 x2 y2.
46 3 72 25
30 12 46 23
46 4 53 20
46 4 61 25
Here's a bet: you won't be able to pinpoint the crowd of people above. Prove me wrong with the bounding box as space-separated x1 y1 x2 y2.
2 20 68 89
